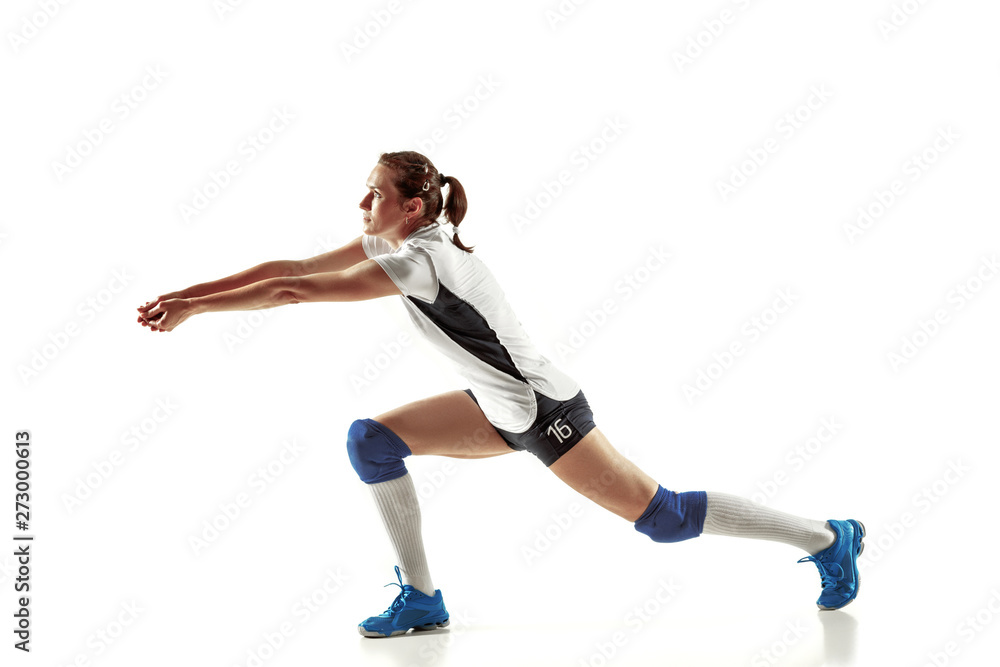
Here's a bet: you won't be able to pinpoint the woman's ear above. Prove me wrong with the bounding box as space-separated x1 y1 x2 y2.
406 196 424 218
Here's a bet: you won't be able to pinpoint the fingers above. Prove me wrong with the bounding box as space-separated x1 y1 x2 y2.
137 297 168 313
137 297 181 333
136 309 165 332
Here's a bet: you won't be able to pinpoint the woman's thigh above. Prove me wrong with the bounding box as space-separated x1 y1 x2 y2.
548 427 659 522
374 390 514 459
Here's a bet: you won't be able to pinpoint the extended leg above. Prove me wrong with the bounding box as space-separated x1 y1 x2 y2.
548 429 864 609
549 428 834 552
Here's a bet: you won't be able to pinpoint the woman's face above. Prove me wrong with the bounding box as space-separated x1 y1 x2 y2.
359 164 420 245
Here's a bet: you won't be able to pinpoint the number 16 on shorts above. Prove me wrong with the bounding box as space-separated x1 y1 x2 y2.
546 417 574 445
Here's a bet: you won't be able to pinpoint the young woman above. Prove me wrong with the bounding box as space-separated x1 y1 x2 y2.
137 151 864 638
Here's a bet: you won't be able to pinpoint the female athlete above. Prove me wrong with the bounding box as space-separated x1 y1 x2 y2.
136 150 864 638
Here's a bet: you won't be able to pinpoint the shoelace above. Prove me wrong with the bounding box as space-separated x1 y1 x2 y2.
379 565 412 616
797 555 845 590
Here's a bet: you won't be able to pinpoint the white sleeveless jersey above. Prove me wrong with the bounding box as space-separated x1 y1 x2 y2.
361 221 580 432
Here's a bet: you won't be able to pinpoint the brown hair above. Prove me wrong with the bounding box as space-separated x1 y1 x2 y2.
377 150 474 253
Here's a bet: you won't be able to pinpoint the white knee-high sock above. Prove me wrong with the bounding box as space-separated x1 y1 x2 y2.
701 492 836 555
368 472 435 596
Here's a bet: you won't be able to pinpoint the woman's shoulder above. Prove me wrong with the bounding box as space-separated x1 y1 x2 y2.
406 221 458 253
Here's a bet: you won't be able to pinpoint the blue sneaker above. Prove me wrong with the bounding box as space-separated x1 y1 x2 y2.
358 566 450 638
797 519 865 610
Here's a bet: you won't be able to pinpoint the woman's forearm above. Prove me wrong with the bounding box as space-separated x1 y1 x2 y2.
189 277 296 315
177 260 300 299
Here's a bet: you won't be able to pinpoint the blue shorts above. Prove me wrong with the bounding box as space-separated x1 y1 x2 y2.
462 387 597 466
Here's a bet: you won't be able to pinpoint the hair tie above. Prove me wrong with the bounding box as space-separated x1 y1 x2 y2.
439 173 447 186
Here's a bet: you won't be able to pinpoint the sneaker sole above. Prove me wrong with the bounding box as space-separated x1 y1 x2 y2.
413 619 450 632
818 520 865 611
358 618 450 638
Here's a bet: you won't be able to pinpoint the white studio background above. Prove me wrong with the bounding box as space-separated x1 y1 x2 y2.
2 1 999 666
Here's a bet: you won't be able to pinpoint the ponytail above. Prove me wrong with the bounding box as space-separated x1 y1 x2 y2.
378 151 475 253
440 175 474 253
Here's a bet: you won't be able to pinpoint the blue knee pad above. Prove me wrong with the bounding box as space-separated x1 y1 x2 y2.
634 485 707 543
346 418 412 484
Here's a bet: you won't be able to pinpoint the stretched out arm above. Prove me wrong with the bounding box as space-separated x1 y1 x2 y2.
137 235 367 326
139 259 400 332
297 235 368 275
174 259 299 299
140 236 365 302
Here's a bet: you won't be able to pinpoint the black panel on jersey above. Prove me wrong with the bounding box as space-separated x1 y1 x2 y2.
407 283 527 383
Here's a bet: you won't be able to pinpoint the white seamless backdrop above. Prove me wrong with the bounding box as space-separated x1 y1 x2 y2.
3 1 999 666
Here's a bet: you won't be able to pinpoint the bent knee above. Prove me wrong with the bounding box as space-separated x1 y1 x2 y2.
346 418 412 484
633 486 707 543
